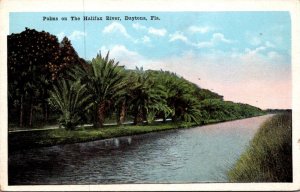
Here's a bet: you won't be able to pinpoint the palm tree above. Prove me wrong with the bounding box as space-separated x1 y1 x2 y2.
70 52 127 128
129 68 171 125
114 70 137 125
180 95 202 124
48 79 92 130
155 70 202 123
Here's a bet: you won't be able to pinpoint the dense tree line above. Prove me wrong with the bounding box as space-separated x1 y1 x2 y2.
8 28 86 127
8 28 264 130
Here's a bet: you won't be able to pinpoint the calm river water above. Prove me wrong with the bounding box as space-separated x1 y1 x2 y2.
9 115 273 184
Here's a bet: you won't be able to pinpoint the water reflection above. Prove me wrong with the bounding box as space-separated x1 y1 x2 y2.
9 115 273 184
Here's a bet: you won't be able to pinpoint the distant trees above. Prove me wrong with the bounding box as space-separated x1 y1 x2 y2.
200 99 264 123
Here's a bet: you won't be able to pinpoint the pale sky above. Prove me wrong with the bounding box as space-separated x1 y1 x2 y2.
10 12 291 109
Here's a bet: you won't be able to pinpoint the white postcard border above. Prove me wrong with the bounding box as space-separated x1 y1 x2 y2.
0 0 299 191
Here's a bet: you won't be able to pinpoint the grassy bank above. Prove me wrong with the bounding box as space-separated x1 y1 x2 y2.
228 112 292 182
9 112 266 152
8 121 196 151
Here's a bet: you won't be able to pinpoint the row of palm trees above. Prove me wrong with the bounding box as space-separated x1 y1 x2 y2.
48 52 204 130
11 28 259 129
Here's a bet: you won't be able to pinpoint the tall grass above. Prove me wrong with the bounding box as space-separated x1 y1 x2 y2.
228 112 292 182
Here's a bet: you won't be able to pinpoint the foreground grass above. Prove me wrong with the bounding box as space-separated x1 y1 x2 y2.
228 112 292 182
8 121 197 151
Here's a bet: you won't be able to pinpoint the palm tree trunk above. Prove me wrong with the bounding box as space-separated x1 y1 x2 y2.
119 100 126 125
97 101 106 128
134 108 144 125
43 103 48 122
29 101 33 127
93 107 99 128
143 109 148 125
116 111 121 125
19 95 23 127
42 89 48 122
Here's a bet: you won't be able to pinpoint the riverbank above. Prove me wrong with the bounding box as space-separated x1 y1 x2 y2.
8 122 186 151
9 114 271 185
228 112 292 182
9 114 265 152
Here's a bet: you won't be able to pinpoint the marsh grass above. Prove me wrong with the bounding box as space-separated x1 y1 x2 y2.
228 112 292 182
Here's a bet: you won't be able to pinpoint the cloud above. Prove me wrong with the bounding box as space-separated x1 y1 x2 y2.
265 41 275 48
99 45 145 69
246 32 276 49
212 33 231 43
194 33 232 48
267 51 285 62
195 41 214 48
69 30 86 41
103 22 153 44
246 32 262 46
188 26 214 34
245 46 266 55
148 27 167 36
132 23 147 30
100 45 140 58
103 22 131 39
168 31 232 49
56 32 65 41
141 35 151 43
169 31 188 43
99 44 168 70
132 23 167 37
132 35 151 44
57 31 86 41
251 36 262 46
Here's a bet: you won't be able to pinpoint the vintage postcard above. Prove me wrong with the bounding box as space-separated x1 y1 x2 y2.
0 0 299 191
